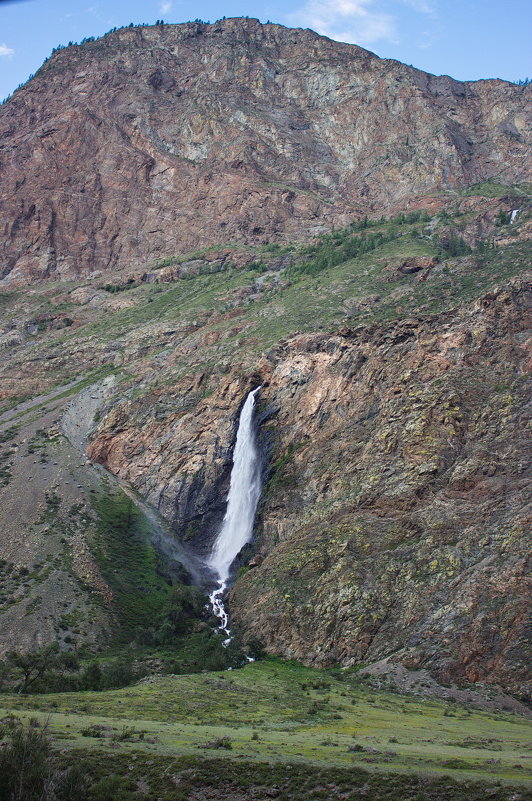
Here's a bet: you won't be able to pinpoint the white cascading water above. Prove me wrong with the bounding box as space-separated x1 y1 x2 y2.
208 387 262 641
510 209 519 224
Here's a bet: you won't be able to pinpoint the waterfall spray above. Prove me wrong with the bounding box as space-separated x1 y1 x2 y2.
208 387 262 640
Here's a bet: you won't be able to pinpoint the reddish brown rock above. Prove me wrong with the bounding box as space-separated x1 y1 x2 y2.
1 18 530 285
84 278 531 697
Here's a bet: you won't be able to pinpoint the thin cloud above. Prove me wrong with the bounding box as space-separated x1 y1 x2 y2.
400 0 435 12
159 1 172 13
287 0 397 47
0 44 14 57
85 4 114 27
418 27 434 48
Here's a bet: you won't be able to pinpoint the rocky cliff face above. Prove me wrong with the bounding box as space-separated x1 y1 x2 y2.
231 282 531 696
0 19 530 700
83 276 531 697
1 18 530 285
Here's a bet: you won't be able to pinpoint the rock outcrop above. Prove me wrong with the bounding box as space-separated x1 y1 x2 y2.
231 281 531 697
1 18 530 284
85 278 531 697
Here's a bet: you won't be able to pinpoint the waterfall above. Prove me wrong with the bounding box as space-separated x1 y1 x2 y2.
208 386 262 640
510 209 519 224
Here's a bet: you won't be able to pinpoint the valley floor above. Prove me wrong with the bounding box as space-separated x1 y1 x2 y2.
1 659 531 799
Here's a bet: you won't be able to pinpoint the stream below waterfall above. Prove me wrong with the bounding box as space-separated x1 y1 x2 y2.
207 386 262 642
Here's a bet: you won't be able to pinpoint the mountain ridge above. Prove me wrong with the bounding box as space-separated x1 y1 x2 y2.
1 18 530 285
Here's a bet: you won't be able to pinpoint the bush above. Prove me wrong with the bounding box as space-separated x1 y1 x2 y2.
203 736 232 750
80 662 103 691
88 775 133 801
56 763 89 801
494 208 509 226
0 719 51 801
245 636 266 660
433 230 471 257
0 719 88 801
101 658 134 690
163 629 248 674
165 585 205 635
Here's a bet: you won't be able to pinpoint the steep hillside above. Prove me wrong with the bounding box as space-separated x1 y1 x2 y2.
0 18 530 284
83 268 531 698
1 190 530 696
0 20 530 717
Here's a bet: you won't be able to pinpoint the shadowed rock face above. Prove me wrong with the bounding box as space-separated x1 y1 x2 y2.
0 18 530 285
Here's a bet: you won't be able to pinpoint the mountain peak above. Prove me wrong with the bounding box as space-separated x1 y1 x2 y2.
0 20 529 285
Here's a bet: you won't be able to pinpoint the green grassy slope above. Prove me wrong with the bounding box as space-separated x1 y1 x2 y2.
1 200 530 412
2 660 530 789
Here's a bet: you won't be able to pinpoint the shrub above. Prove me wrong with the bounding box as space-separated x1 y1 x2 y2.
203 736 232 750
88 775 133 801
0 719 51 801
0 719 89 801
495 208 509 226
81 662 103 691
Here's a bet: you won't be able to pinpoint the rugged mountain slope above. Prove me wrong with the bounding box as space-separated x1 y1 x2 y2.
0 20 530 702
3 202 529 695
231 283 530 694
83 274 530 697
0 18 530 284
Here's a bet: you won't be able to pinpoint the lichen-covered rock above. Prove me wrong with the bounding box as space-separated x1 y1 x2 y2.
86 279 531 698
229 281 531 698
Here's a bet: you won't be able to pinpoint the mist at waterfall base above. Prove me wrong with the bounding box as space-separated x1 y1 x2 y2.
207 387 262 643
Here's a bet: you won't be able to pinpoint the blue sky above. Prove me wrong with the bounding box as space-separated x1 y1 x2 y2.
0 0 530 100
